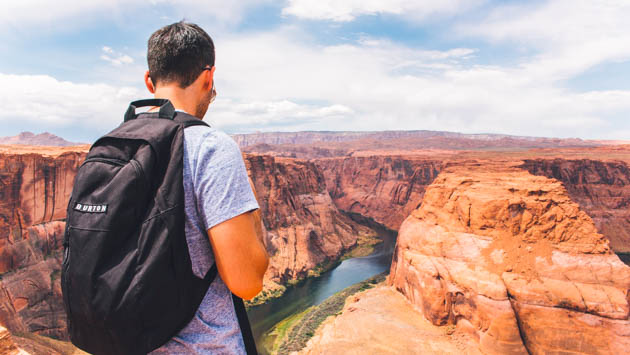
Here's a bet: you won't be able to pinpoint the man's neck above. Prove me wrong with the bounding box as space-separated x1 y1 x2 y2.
152 86 200 118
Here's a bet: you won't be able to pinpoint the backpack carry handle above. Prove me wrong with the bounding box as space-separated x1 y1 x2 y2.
124 99 176 122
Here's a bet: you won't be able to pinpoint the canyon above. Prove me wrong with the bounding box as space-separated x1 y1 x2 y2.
0 130 629 354
314 151 630 255
302 159 630 354
387 161 630 354
0 146 374 340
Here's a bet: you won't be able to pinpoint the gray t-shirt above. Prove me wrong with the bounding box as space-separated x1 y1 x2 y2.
150 125 259 354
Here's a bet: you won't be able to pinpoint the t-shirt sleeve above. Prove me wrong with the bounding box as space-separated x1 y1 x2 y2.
193 131 259 231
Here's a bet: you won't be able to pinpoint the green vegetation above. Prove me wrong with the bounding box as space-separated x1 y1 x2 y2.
246 283 287 308
264 272 387 355
341 234 382 261
246 232 382 308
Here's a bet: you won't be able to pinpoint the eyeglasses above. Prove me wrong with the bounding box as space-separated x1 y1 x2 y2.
203 66 217 104
210 80 216 104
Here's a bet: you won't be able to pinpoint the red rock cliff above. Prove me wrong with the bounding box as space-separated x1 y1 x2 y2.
315 156 443 231
0 149 373 336
389 161 630 354
0 151 85 339
245 154 374 297
520 158 630 253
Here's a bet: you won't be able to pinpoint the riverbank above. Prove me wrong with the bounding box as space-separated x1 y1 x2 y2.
247 225 397 355
245 230 383 308
263 273 387 354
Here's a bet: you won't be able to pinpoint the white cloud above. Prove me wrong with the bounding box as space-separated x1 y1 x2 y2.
0 73 140 131
206 26 630 139
208 99 354 132
5 24 626 141
282 0 486 22
459 0 630 81
100 46 134 66
2 1 630 141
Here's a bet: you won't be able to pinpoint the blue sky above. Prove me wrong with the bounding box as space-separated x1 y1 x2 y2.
1 0 630 142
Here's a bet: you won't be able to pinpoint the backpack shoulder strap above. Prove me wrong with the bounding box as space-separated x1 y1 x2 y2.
173 111 210 129
232 294 258 355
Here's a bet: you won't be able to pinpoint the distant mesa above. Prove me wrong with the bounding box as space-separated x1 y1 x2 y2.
0 131 82 146
232 130 620 159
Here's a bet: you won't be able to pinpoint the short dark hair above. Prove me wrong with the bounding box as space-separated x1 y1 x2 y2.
147 21 215 88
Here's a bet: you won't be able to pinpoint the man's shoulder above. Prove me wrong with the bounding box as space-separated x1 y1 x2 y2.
183 125 239 154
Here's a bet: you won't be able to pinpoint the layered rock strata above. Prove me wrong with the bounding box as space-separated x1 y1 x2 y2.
389 161 630 354
0 152 84 339
0 149 374 336
520 158 630 253
0 325 28 355
315 156 442 231
245 154 374 300
0 152 84 273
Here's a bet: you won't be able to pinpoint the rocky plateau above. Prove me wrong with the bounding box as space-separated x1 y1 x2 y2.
1 133 630 354
387 161 630 354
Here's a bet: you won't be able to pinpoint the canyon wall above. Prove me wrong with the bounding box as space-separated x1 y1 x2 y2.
0 150 373 337
0 152 84 339
520 158 630 253
245 154 374 300
389 161 630 354
0 152 84 269
317 156 630 254
315 156 443 231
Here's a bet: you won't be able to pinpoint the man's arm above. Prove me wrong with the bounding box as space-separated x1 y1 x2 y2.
192 130 268 300
207 177 268 300
207 210 268 300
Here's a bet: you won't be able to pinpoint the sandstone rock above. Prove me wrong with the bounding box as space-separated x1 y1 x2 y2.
520 158 630 253
0 325 29 355
315 156 442 231
245 154 374 293
0 152 84 275
0 149 376 337
298 286 477 355
389 161 630 354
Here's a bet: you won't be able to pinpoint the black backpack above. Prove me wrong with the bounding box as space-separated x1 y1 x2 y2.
61 99 257 355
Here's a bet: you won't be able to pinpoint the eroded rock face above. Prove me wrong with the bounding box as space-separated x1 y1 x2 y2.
0 150 373 337
0 221 67 339
315 156 442 231
245 154 373 292
389 161 630 354
520 158 630 253
299 286 475 355
0 152 84 339
0 152 84 274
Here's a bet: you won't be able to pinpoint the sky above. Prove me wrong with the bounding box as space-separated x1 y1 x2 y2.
1 0 630 142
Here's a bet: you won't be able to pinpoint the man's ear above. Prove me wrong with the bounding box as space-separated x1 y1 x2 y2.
144 70 155 94
204 66 216 90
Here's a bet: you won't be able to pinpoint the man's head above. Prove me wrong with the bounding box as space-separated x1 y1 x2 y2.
145 21 216 118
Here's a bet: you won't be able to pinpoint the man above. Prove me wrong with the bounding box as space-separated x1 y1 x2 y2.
144 22 269 354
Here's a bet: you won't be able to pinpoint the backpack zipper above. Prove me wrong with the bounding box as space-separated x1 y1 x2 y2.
80 157 127 168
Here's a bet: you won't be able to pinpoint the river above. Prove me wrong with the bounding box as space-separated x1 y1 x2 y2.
247 226 397 355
